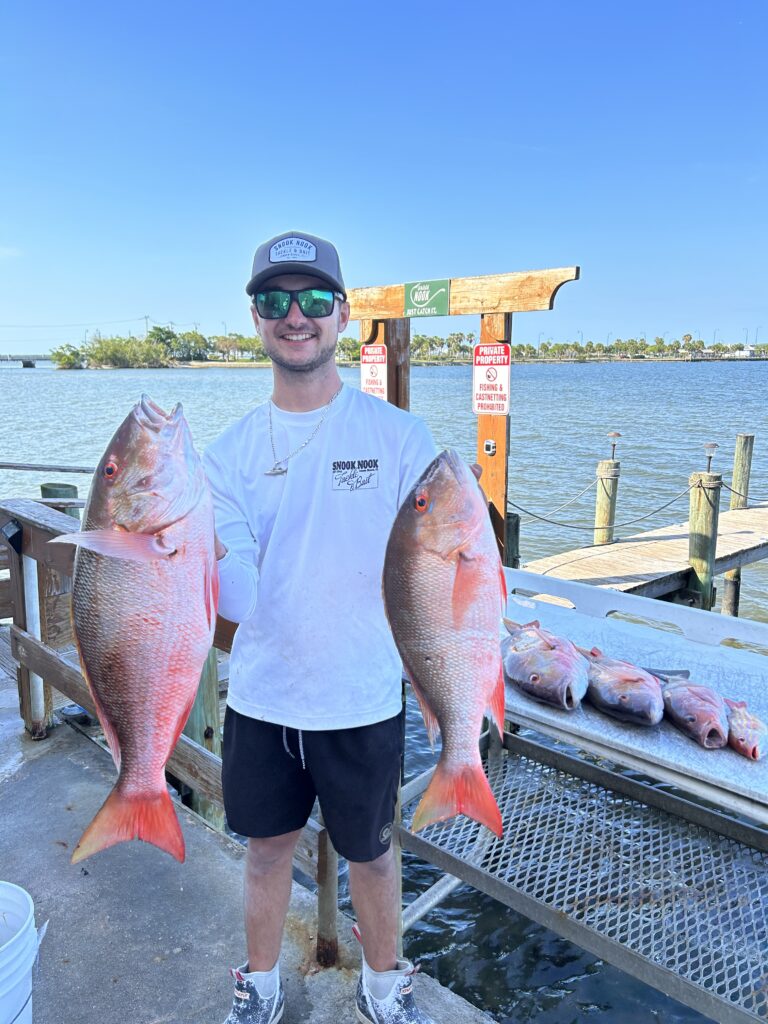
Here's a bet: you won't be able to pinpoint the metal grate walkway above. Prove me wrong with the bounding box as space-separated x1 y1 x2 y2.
400 735 768 1023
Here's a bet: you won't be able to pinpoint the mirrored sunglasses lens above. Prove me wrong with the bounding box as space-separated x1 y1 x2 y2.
298 289 334 317
257 291 291 318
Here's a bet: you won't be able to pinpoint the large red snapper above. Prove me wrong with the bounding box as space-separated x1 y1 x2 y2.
383 449 505 837
50 396 218 863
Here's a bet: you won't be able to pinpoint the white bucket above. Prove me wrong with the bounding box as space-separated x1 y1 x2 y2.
0 883 43 1024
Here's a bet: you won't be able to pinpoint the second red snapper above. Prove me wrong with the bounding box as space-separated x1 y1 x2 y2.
383 450 505 837
50 396 218 863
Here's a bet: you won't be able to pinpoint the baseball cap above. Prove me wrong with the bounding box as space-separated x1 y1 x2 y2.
245 231 346 299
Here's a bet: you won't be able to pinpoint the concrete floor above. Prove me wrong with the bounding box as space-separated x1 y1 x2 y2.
0 656 491 1024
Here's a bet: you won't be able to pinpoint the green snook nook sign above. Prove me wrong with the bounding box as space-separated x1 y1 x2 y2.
404 279 451 318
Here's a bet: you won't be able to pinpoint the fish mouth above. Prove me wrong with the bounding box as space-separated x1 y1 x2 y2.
133 395 183 432
701 724 727 748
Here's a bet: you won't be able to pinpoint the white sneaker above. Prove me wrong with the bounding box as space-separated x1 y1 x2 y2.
355 958 435 1024
222 964 284 1024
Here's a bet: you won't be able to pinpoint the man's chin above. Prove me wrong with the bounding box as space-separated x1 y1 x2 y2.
267 345 337 374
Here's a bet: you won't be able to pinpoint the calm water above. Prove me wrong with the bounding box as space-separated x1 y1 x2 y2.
2 360 767 1022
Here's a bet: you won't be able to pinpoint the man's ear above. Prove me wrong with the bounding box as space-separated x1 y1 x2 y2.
338 300 350 333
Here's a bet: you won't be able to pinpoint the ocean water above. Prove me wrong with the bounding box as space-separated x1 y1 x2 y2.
1 359 767 1022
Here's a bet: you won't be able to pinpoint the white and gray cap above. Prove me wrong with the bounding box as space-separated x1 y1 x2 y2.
246 231 346 299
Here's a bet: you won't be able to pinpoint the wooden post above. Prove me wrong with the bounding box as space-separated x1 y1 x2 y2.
182 648 225 830
722 434 754 617
40 482 80 520
476 313 512 558
359 318 411 412
504 512 520 569
688 471 722 610
593 460 620 545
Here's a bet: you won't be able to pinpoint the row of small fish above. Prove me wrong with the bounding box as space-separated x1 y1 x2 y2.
501 619 766 760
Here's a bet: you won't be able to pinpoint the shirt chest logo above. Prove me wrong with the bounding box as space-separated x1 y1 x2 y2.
332 458 379 491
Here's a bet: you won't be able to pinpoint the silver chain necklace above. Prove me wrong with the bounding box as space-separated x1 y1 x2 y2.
265 384 344 476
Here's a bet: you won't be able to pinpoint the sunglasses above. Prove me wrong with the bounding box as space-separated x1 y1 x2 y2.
253 287 344 320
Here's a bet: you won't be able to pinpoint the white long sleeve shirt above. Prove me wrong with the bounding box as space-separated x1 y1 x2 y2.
203 385 437 730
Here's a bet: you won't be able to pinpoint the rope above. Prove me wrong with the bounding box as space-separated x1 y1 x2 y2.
518 477 597 525
721 482 768 504
507 482 696 532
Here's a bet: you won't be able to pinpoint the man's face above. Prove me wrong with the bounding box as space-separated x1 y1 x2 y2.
251 273 350 374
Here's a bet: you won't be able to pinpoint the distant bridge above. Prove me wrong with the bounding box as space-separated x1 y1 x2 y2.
0 354 53 367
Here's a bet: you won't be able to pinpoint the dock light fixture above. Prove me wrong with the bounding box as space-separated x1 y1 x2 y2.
704 442 719 472
608 431 621 459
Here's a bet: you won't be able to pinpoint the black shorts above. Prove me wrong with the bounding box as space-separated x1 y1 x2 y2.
221 706 405 862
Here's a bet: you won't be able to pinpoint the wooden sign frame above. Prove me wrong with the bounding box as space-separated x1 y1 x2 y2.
349 267 580 561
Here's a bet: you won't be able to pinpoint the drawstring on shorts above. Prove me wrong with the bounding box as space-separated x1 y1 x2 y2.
282 725 306 770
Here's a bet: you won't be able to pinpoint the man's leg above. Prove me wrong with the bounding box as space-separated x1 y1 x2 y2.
244 829 303 971
348 845 398 971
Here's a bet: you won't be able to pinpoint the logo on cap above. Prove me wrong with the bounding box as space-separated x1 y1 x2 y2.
270 236 317 263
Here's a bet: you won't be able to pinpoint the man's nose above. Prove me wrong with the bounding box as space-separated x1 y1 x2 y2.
285 299 308 326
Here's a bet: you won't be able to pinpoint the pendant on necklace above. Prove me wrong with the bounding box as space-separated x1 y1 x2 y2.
265 464 287 476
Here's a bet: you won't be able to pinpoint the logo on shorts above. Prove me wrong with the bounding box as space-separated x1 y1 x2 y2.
379 822 393 845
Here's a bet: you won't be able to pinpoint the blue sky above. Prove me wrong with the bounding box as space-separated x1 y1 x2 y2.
1 0 765 355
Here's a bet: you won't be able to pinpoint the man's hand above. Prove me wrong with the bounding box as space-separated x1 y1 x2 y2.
214 532 228 560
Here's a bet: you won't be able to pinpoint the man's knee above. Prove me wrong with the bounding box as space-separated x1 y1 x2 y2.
349 845 395 880
246 830 302 876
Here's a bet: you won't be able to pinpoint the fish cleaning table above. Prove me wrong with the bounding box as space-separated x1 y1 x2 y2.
398 570 768 1024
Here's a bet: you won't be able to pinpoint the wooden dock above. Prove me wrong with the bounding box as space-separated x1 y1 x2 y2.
524 502 768 599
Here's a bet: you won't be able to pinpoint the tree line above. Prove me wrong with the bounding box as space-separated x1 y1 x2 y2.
50 327 765 369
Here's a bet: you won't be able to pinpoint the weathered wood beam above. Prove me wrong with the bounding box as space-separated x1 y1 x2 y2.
348 267 579 321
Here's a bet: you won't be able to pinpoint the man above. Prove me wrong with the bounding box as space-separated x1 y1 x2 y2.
203 231 437 1024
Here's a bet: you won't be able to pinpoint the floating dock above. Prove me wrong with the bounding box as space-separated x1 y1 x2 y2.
524 502 768 598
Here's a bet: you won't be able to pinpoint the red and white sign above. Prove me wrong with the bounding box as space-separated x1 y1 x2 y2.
472 343 511 415
361 344 388 401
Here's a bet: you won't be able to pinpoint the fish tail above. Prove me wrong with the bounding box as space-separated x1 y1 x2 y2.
71 786 185 864
411 760 503 837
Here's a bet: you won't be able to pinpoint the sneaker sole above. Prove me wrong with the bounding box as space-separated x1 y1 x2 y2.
355 1008 375 1024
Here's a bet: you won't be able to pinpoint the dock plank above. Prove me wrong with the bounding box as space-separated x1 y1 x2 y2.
524 503 768 596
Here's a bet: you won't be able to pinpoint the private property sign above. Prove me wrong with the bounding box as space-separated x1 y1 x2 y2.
472 343 511 415
360 344 388 400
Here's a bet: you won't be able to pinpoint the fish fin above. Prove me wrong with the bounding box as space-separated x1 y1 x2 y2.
71 787 185 864
73 635 121 771
451 553 483 631
205 558 220 631
411 761 502 837
488 661 506 735
522 619 540 629
530 626 556 650
590 647 602 657
502 617 521 634
408 675 440 748
725 698 747 711
49 529 175 561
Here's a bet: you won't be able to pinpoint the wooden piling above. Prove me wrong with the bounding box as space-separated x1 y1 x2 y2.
721 434 754 617
504 513 521 569
40 482 80 520
688 472 722 610
593 459 620 545
183 648 225 830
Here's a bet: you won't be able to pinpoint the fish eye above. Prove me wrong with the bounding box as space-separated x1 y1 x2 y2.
686 714 696 723
529 673 540 684
103 460 119 480
414 492 429 513
619 694 629 702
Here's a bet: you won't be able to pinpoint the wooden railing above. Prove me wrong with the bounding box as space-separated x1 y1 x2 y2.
0 498 340 965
